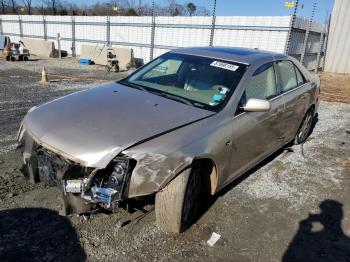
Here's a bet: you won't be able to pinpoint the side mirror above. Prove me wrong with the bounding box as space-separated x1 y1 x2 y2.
242 98 271 112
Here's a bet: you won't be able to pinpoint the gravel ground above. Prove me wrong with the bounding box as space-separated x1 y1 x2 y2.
0 57 350 262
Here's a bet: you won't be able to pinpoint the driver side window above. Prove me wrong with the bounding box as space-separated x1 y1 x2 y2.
236 62 278 115
246 62 278 101
238 62 278 109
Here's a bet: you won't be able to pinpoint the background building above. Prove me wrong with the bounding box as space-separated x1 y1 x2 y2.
324 0 350 73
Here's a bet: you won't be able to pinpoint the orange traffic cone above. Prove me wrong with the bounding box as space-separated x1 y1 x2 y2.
41 67 48 83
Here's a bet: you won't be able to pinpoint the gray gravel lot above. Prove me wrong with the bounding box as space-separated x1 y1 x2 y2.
0 57 350 261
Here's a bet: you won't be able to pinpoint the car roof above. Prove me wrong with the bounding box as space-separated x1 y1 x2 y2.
170 46 288 65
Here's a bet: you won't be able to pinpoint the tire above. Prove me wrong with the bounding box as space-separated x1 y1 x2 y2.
6 56 10 61
294 108 314 145
155 165 203 233
23 56 29 61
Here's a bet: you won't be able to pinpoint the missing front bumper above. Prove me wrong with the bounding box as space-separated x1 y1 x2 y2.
19 132 132 214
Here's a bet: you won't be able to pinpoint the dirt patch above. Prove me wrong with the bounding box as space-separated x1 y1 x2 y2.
319 72 350 103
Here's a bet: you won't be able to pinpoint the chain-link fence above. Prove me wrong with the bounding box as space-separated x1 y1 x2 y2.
0 2 328 71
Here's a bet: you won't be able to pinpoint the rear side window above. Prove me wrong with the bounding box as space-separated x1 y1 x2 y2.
276 60 297 92
245 62 278 101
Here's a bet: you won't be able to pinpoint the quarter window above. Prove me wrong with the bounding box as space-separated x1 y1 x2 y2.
295 66 306 86
245 62 278 101
276 60 298 92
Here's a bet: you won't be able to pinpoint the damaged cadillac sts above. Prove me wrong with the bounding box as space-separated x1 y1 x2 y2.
17 47 320 233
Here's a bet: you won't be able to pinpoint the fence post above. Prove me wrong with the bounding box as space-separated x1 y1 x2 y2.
209 0 217 46
149 0 155 61
284 0 299 54
71 16 76 57
315 31 324 73
18 15 23 37
43 16 47 40
0 18 3 35
300 0 317 65
57 33 61 59
106 16 111 46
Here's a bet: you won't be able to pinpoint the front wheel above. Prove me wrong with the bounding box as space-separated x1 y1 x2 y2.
294 108 314 144
155 166 203 233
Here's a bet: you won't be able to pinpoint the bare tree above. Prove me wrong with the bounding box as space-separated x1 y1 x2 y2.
22 0 32 14
66 3 79 16
42 0 59 15
167 0 185 16
0 0 208 16
196 6 209 16
10 0 16 13
0 0 7 14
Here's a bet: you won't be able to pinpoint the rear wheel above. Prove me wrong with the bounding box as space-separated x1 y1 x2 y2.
155 165 203 233
294 108 314 144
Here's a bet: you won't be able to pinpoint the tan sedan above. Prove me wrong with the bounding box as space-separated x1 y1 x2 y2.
18 47 320 233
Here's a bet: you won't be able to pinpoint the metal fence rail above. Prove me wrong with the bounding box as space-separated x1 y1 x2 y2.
0 15 327 70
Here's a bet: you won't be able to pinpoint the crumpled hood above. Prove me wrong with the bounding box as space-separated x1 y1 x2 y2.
23 83 213 168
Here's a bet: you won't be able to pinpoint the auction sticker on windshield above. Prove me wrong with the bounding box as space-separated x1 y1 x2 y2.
210 61 239 71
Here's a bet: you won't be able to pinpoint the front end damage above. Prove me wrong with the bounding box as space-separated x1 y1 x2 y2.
18 129 136 214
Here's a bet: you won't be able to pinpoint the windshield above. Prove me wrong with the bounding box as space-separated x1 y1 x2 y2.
120 52 247 111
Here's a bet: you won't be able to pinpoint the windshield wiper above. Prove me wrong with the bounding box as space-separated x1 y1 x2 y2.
120 81 194 107
120 81 147 91
160 93 194 107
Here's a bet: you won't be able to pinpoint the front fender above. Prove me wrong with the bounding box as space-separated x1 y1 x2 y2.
126 151 194 198
122 112 233 198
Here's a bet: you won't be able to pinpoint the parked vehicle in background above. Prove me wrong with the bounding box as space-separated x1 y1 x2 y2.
17 47 320 233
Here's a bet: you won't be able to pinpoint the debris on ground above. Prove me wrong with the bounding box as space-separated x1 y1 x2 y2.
207 232 221 247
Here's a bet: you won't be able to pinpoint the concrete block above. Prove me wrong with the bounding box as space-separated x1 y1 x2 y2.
80 44 134 71
114 48 135 71
20 37 56 57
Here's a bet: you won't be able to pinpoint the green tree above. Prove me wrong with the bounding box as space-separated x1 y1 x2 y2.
186 2 196 16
